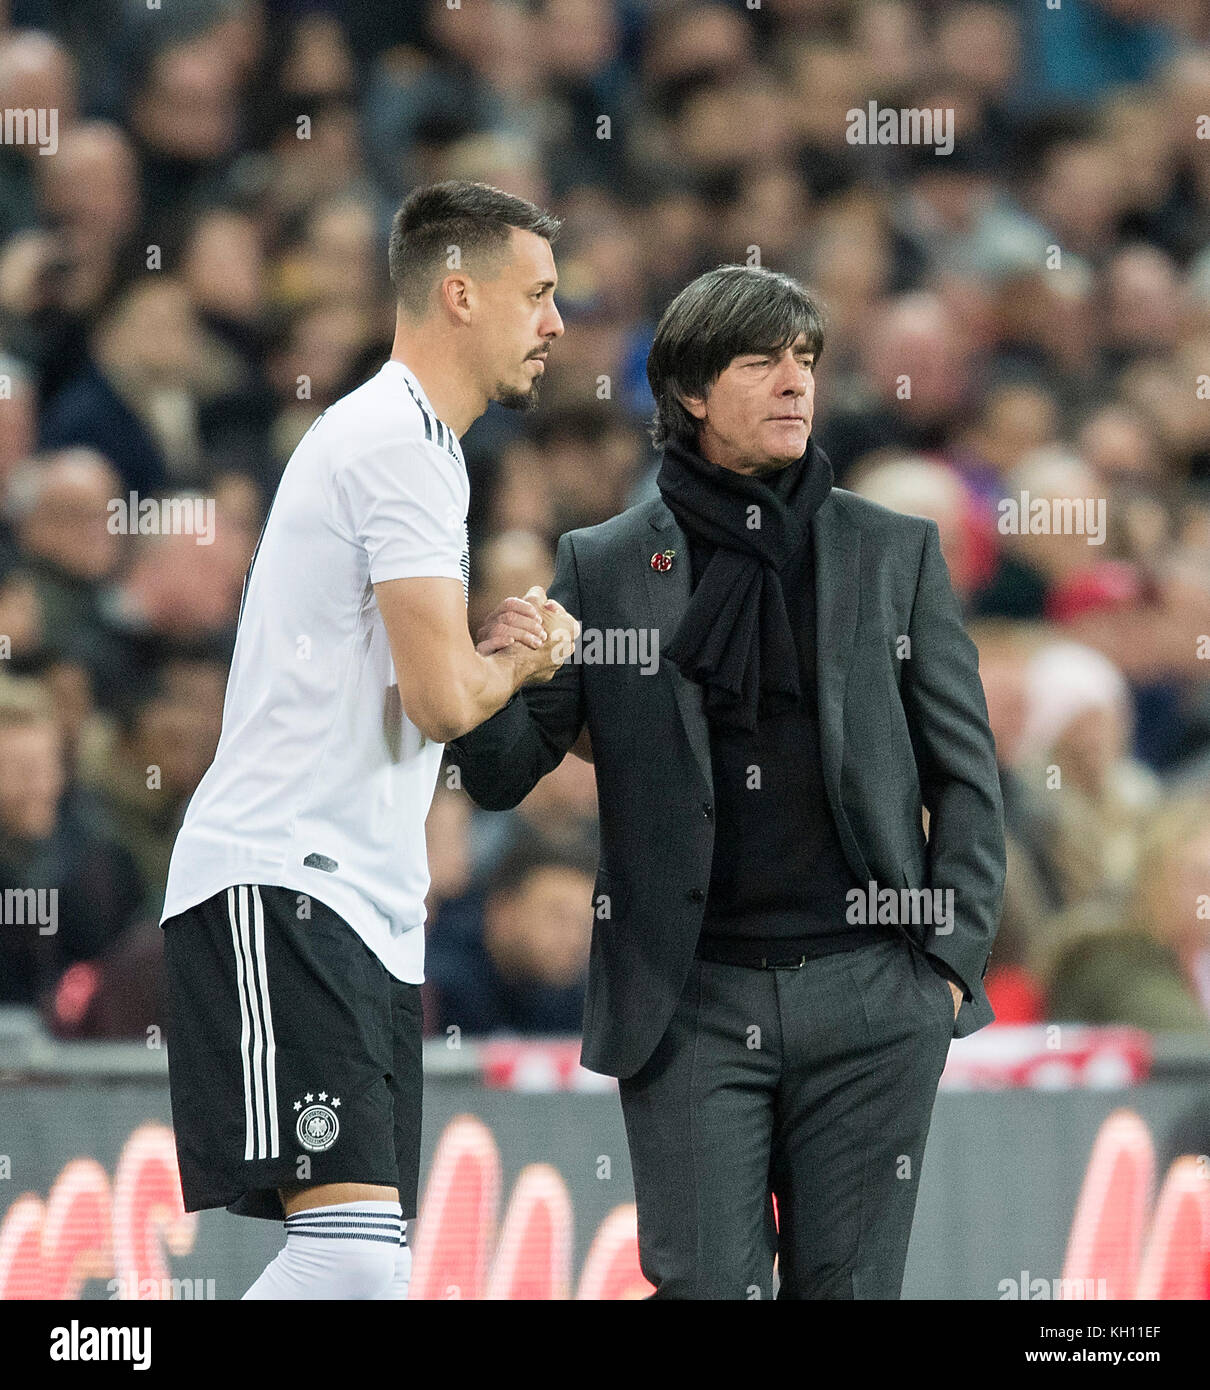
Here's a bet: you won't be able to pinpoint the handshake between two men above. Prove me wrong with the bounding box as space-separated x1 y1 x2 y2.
474 587 580 683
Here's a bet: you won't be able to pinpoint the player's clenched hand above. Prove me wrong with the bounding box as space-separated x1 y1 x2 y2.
475 595 547 655
522 584 580 683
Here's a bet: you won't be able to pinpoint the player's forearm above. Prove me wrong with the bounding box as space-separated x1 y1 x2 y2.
458 645 543 737
418 644 540 744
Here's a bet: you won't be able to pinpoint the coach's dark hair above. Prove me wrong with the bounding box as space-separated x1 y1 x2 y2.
389 180 563 316
646 265 826 450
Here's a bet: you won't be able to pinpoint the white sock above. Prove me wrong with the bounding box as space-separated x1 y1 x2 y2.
371 1222 412 1300
242 1200 403 1300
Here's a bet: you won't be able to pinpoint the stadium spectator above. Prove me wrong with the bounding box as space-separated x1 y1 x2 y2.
463 737 598 881
1016 638 1161 909
0 0 1208 1039
78 651 227 915
0 30 78 243
848 452 993 603
39 277 254 492
816 292 979 479
5 448 122 664
424 838 596 1038
1046 795 1210 1031
0 354 36 491
0 676 142 1013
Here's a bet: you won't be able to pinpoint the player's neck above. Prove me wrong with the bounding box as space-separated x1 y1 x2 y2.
388 334 482 439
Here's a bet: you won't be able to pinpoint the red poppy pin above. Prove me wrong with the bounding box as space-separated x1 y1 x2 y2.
650 548 676 573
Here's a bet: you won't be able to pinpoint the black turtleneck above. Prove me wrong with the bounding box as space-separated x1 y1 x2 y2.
685 451 875 965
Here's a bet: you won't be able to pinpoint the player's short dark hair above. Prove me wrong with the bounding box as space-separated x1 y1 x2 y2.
388 180 563 317
646 265 826 450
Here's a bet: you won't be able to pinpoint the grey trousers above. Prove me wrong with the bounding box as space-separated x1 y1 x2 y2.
617 933 955 1299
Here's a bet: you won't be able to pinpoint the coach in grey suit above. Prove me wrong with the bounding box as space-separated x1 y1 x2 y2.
448 265 1005 1299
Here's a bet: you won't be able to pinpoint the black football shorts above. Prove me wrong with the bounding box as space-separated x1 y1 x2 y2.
162 883 423 1221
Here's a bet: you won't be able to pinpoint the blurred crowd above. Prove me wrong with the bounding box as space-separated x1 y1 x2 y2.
0 0 1209 1044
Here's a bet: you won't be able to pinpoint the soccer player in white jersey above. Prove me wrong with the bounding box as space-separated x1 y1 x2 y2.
159 181 577 1299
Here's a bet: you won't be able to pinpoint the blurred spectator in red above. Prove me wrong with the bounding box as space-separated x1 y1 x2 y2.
984 965 1046 1025
849 452 995 603
974 447 1128 621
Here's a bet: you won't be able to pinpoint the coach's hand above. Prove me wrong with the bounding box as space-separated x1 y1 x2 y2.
475 595 547 655
504 586 579 683
948 981 961 1020
528 586 580 683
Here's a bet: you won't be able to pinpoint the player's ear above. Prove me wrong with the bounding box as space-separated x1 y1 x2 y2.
438 272 473 323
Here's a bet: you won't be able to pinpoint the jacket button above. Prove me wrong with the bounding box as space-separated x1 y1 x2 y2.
687 888 705 903
702 802 713 820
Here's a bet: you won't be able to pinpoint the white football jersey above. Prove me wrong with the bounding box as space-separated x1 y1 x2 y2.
161 361 470 983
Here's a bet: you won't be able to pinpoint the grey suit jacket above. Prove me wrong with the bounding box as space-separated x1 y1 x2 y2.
448 486 1007 1079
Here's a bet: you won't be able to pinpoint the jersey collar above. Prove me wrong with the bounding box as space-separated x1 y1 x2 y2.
384 360 464 465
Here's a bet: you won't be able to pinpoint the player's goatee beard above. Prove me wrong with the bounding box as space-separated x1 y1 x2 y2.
495 377 542 411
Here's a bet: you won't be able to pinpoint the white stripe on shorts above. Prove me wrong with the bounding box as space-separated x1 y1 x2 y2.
228 885 280 1161
250 886 280 1158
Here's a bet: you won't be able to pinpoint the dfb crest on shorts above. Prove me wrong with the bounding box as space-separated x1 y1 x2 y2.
293 1091 341 1152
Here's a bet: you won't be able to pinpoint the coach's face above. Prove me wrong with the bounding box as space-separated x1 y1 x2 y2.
475 227 564 410
682 335 816 475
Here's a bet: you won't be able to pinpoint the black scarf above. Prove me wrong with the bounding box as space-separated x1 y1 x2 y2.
656 435 834 732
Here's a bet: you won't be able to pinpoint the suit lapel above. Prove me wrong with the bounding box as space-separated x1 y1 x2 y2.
641 506 712 791
813 494 873 882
